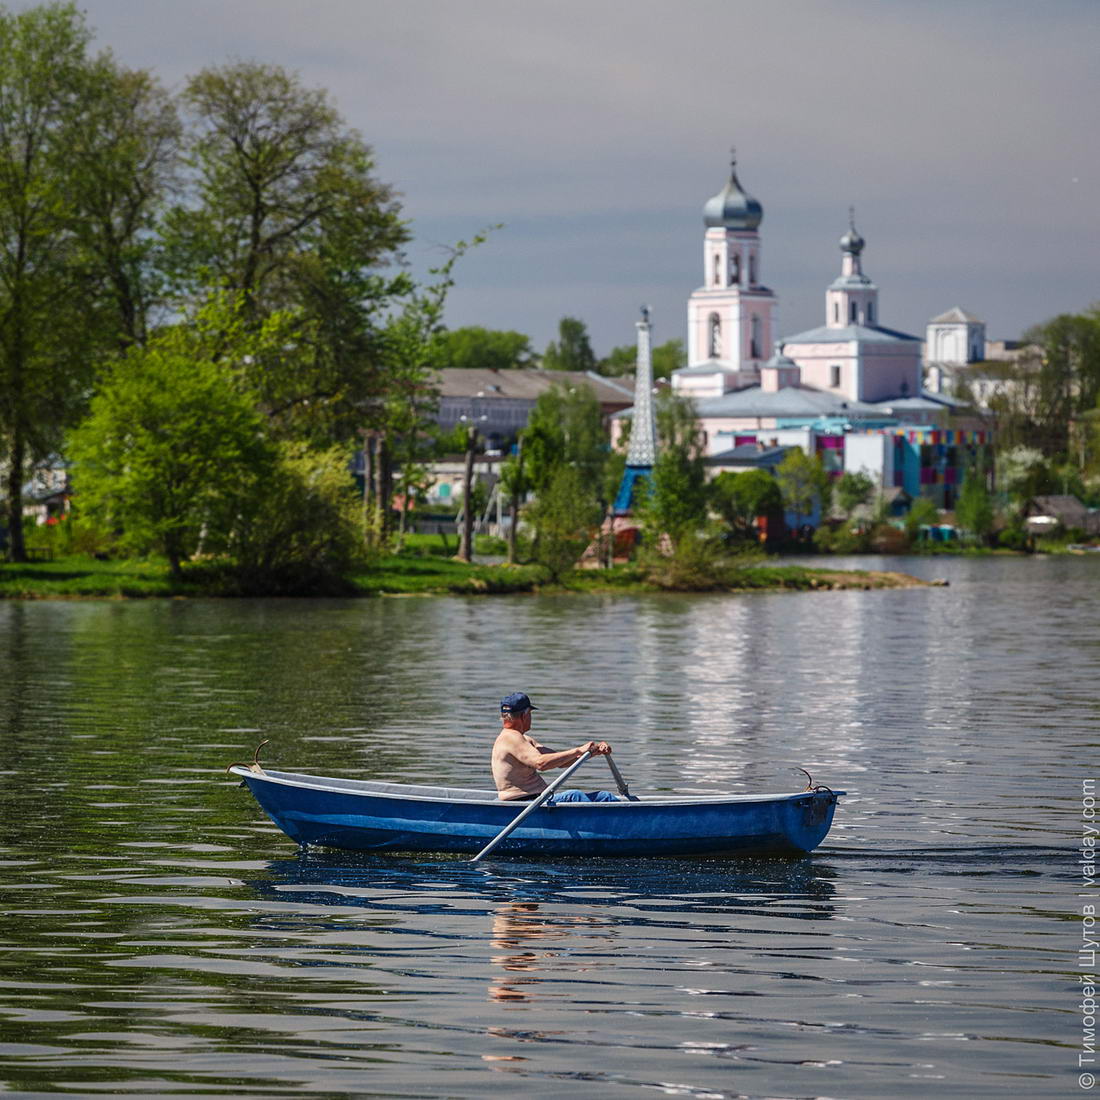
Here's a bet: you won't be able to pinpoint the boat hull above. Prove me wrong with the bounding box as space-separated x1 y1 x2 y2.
232 769 842 858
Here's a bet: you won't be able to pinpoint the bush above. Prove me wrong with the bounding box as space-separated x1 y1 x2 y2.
218 442 364 595
641 530 761 590
998 521 1029 550
524 465 601 582
814 522 870 554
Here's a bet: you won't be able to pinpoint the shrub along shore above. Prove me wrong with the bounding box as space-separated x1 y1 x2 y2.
0 549 930 600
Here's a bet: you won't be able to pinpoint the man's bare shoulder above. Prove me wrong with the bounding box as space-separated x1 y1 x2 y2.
493 727 528 754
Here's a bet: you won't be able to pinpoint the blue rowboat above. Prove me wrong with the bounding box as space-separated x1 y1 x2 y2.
230 767 844 858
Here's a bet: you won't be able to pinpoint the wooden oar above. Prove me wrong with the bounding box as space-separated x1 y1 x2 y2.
471 751 592 863
604 754 639 800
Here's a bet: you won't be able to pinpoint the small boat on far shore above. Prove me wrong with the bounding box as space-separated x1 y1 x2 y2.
229 767 844 858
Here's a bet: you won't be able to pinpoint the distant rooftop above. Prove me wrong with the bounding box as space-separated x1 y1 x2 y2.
695 384 883 419
781 323 921 345
930 306 983 324
437 368 634 405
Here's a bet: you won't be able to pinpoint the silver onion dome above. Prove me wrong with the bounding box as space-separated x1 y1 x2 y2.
703 150 763 230
840 207 864 254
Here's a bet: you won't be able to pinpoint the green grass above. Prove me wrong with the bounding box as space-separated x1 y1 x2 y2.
0 555 192 598
0 552 925 599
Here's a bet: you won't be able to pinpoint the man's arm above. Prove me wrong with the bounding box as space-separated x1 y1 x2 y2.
505 731 610 772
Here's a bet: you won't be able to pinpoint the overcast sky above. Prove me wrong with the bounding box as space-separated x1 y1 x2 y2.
70 0 1099 356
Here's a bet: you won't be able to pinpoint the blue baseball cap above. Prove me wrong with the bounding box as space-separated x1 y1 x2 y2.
500 692 538 715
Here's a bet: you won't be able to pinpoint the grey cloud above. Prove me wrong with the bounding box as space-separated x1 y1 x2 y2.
76 0 1100 350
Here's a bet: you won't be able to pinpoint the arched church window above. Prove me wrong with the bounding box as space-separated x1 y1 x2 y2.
748 254 757 284
708 313 721 358
713 254 721 286
730 253 740 286
833 302 839 323
750 316 761 359
830 364 841 388
867 301 875 324
850 301 858 323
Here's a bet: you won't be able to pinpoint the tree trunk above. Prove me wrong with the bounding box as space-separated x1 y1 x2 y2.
361 432 376 547
507 439 523 566
458 426 476 562
379 437 393 540
5 429 26 563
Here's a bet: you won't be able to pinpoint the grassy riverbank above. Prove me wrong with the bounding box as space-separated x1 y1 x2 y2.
0 549 930 599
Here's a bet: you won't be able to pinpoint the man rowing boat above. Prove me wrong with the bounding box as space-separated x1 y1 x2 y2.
491 692 618 803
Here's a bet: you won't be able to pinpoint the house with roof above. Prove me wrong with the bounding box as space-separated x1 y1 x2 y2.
1022 495 1100 536
435 367 633 452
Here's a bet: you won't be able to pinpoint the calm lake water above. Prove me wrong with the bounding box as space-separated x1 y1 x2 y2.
0 555 1096 1098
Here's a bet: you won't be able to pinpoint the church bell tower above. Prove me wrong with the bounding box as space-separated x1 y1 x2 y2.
686 150 777 387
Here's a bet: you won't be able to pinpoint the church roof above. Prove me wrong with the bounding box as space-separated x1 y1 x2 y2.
674 361 740 377
780 323 921 345
870 390 971 412
705 443 790 467
695 384 882 419
930 306 983 324
830 273 876 290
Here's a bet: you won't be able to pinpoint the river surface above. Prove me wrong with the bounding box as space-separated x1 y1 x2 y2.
0 554 1096 1098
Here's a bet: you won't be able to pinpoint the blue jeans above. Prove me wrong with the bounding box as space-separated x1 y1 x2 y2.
551 789 618 802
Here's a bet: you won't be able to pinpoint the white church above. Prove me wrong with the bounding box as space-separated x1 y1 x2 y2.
638 154 991 507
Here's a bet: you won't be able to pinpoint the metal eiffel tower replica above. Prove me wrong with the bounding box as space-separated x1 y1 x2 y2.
613 306 657 514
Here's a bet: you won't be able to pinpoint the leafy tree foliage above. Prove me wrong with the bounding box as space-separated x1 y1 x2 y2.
523 465 601 582
599 338 686 380
542 316 596 373
437 326 533 371
68 307 271 578
833 471 875 518
996 445 1055 502
954 470 994 544
1020 308 1100 457
0 3 115 560
641 389 708 547
164 59 409 442
775 449 830 529
69 57 180 348
220 441 361 593
905 497 940 540
523 381 607 493
711 469 782 539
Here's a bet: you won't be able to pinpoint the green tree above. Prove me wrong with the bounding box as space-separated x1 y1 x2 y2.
69 57 180 348
600 338 686 380
1022 308 1100 457
438 326 533 371
834 470 875 518
996 445 1055 502
524 464 600 582
163 59 408 442
68 308 271 578
905 497 940 542
371 233 491 544
641 388 708 547
523 381 607 493
221 441 361 593
0 2 106 562
775 449 830 530
542 316 596 373
711 468 782 539
954 470 994 544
